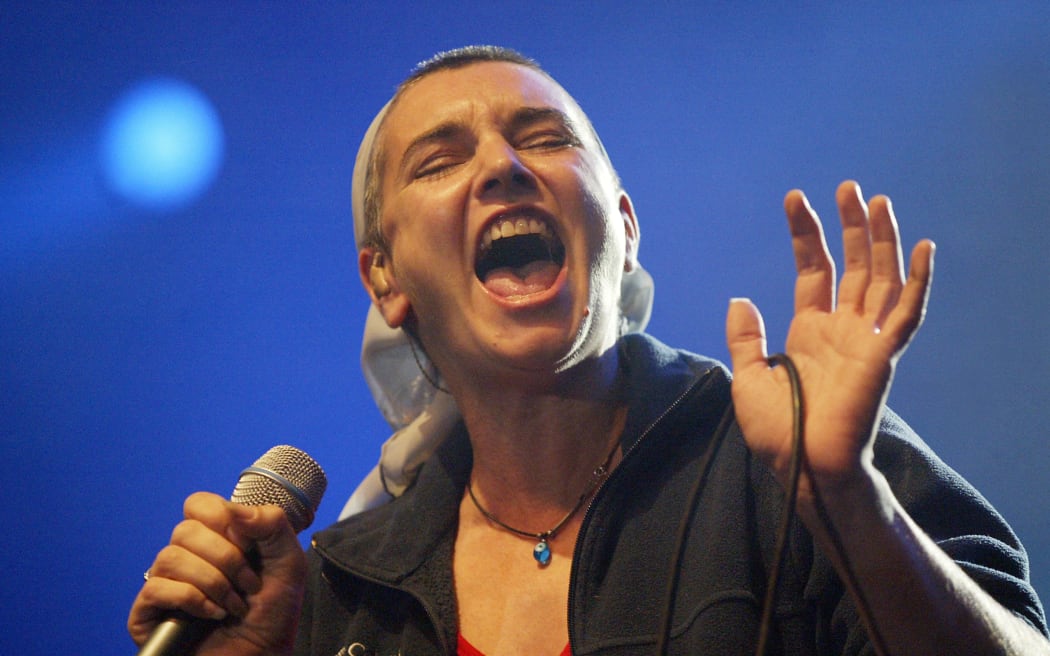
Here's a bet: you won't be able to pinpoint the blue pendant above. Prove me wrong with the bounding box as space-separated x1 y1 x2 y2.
533 539 552 566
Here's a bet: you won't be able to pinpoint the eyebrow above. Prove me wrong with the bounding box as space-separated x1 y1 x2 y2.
396 106 582 178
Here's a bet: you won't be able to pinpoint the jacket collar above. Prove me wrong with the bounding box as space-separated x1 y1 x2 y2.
311 421 471 584
618 333 725 453
311 333 727 583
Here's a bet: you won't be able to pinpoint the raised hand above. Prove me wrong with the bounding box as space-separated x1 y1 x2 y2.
726 180 935 496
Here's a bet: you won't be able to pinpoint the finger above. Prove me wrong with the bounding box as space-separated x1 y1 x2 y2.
183 492 254 552
785 189 835 313
836 180 873 312
128 577 228 645
182 493 265 591
137 574 230 623
881 239 935 352
150 540 251 618
170 515 262 596
864 195 906 329
726 297 770 374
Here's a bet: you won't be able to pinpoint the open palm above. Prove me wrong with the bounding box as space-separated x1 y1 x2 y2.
727 181 935 495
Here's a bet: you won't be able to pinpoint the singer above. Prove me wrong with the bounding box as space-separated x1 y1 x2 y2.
129 46 1049 655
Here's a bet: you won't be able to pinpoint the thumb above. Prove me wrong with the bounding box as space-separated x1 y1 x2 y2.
219 505 306 654
228 504 305 571
726 297 769 375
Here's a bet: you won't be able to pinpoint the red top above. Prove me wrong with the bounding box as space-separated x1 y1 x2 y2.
458 634 572 656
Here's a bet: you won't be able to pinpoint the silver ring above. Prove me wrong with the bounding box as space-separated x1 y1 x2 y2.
143 569 151 582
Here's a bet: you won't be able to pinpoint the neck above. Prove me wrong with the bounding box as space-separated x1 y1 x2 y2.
452 342 628 530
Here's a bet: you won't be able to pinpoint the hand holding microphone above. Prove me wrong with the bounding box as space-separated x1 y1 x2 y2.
129 446 327 656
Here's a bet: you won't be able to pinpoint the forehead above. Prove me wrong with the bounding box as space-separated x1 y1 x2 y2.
379 61 585 152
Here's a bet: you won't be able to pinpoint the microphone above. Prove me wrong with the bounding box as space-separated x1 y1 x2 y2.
138 445 327 656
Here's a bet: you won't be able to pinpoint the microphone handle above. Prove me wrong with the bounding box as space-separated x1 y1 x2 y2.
136 611 214 656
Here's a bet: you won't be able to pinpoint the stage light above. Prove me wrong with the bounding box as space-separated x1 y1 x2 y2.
101 78 224 211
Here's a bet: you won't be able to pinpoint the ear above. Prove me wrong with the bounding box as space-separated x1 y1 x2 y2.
358 247 411 328
619 192 641 272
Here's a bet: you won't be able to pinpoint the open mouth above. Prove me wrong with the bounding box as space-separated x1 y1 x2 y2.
475 215 566 297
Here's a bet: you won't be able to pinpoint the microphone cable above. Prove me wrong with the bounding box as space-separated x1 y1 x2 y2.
655 353 889 656
752 352 806 656
654 393 736 655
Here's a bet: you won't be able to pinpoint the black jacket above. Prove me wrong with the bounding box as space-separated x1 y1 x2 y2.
296 334 1046 655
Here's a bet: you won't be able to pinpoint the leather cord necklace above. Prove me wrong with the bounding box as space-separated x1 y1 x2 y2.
466 438 620 566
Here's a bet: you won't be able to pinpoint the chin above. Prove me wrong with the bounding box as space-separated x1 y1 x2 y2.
497 314 615 377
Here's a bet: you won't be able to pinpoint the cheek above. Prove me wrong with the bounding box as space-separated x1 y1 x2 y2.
389 182 472 246
548 167 625 296
543 156 618 225
557 176 621 265
384 205 470 317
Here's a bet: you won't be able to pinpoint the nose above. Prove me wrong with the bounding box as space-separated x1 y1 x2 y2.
475 137 538 200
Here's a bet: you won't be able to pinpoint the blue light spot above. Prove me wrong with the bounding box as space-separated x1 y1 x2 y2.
101 78 224 210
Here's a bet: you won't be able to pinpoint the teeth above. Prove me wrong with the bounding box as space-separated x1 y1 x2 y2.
480 215 553 250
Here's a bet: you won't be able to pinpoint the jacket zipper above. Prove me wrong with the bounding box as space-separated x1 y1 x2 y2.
565 367 718 652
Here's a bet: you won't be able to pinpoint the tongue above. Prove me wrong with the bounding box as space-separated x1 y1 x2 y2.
482 260 560 297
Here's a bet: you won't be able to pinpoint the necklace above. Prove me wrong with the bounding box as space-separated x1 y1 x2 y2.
466 439 620 567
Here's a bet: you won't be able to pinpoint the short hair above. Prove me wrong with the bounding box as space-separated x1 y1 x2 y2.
406 45 542 86
360 46 620 252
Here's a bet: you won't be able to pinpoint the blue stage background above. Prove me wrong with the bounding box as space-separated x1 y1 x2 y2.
3 3 1048 653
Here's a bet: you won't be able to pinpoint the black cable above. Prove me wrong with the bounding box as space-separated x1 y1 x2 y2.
654 401 736 655
754 353 805 656
657 353 889 654
807 437 891 656
755 353 889 656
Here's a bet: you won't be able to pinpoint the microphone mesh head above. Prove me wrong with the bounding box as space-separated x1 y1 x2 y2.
230 445 327 534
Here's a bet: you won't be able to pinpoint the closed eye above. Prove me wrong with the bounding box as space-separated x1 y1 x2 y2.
518 131 578 151
400 121 472 181
413 152 466 179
